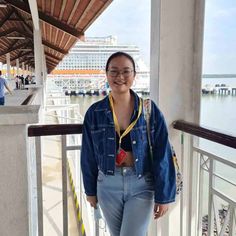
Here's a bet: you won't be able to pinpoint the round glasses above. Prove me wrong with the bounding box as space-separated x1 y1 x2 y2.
107 69 134 78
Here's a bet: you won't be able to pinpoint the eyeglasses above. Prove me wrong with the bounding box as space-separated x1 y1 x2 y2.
107 69 134 78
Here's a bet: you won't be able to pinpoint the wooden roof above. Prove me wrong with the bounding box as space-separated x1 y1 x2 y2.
0 0 112 73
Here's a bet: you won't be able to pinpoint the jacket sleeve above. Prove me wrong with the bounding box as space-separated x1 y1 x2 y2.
151 101 176 204
81 110 98 196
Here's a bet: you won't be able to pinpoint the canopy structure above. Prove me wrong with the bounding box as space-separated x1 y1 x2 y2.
0 0 112 73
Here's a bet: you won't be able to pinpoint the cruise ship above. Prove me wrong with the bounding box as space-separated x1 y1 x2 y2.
47 36 150 94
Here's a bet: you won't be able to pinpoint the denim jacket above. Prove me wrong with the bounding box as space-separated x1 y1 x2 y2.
81 90 176 204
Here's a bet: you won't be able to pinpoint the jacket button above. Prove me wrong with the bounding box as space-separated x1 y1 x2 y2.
138 174 142 178
135 159 138 162
132 140 136 144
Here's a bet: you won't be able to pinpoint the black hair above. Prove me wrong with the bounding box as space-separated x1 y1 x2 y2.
105 51 136 73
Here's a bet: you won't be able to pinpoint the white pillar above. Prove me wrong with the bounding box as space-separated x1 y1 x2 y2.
6 53 11 80
22 62 25 76
149 0 205 236
26 65 29 75
0 106 40 236
16 59 20 76
34 29 43 85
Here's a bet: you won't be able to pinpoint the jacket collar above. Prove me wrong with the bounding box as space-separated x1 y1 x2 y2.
94 90 141 123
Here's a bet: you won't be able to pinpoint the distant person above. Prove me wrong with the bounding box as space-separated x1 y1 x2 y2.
15 75 19 89
0 70 13 105
81 52 176 236
25 75 29 85
20 75 24 88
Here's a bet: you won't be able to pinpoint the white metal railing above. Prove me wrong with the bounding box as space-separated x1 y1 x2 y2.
29 132 110 236
179 132 236 236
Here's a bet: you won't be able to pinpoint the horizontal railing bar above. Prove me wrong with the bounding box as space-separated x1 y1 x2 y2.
201 167 236 188
173 120 236 149
194 147 236 168
46 114 82 122
28 124 83 137
66 145 81 151
212 189 236 206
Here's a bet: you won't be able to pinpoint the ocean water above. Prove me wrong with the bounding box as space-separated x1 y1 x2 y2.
200 78 236 217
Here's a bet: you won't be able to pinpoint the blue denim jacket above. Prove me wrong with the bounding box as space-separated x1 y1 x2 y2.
81 90 176 204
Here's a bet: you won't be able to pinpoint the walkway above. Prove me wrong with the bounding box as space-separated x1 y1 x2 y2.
42 111 79 235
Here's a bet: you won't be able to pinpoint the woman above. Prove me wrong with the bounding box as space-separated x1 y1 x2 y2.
81 52 176 236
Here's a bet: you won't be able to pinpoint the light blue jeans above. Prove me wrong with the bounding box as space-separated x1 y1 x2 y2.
97 167 154 236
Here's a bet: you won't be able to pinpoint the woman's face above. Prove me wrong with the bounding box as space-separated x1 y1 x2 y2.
106 55 135 94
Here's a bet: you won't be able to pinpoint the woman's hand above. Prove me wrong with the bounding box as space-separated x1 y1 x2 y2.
153 203 169 219
86 195 98 209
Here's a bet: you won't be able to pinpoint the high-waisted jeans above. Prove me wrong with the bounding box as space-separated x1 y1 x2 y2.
97 167 154 236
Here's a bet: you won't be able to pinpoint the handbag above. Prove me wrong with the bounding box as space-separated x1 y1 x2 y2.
143 98 183 195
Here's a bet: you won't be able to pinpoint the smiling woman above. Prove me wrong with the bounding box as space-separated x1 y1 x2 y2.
106 52 136 94
80 52 176 236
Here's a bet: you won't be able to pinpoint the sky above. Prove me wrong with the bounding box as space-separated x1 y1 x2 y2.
86 0 151 65
86 0 236 74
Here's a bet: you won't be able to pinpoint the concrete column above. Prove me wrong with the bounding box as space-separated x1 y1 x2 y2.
149 0 205 235
0 106 40 236
26 65 29 75
34 29 43 85
41 46 47 109
6 53 11 80
22 62 25 76
16 59 19 76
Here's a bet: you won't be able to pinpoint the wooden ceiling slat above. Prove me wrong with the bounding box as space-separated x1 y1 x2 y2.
45 0 51 15
50 0 55 15
70 0 90 27
67 0 81 24
59 0 67 20
61 0 75 23
41 0 45 13
62 34 71 49
52 0 63 18
58 32 66 48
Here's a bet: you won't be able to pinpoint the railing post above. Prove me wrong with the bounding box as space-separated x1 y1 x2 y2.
61 135 68 236
208 159 214 236
35 136 44 236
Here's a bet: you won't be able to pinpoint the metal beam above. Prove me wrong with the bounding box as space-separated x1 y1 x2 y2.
5 0 84 38
45 52 61 62
0 9 14 28
42 40 68 55
0 27 32 39
13 8 32 34
0 41 29 57
3 51 33 64
0 27 17 37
